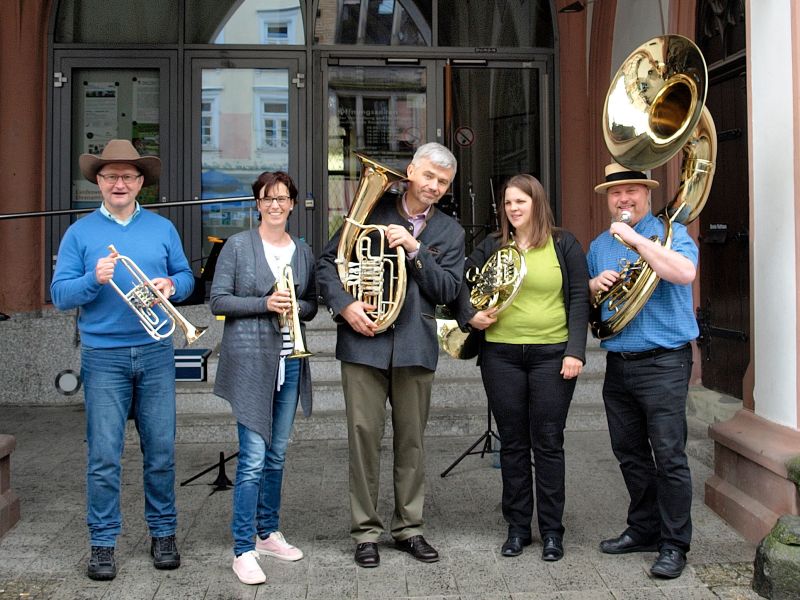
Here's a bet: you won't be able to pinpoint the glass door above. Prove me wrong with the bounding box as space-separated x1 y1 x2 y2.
48 53 175 292
446 60 552 253
320 59 435 240
188 56 304 263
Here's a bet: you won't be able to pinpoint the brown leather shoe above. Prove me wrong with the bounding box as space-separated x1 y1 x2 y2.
354 542 379 568
395 535 439 563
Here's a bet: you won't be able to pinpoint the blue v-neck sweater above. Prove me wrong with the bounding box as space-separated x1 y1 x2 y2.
51 209 194 348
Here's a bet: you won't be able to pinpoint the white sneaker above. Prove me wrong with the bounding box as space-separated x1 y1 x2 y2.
255 531 304 561
232 550 266 585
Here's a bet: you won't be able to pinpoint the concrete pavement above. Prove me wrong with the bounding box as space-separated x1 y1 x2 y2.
0 404 760 600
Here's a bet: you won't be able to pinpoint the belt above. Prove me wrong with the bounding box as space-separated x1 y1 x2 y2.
612 343 690 361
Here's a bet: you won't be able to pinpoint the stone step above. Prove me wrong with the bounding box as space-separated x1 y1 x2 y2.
153 402 610 444
176 372 606 414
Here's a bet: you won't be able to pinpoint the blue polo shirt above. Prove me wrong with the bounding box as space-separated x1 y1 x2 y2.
587 211 699 352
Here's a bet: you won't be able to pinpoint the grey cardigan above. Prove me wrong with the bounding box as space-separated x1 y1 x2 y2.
210 228 317 445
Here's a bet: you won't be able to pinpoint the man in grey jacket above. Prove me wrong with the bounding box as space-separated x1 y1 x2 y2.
317 143 464 568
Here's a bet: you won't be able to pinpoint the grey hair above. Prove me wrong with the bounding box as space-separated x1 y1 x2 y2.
411 142 457 174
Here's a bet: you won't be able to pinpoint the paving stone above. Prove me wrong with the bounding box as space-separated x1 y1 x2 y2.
1 407 761 600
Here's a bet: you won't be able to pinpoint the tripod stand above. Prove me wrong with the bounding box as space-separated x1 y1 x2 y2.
180 451 238 493
440 403 500 477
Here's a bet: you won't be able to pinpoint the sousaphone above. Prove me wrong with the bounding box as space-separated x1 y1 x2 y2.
590 35 717 339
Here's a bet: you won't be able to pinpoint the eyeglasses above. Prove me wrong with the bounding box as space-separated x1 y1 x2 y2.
258 195 292 206
98 173 142 184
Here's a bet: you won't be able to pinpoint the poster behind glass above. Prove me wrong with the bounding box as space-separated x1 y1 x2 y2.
71 69 161 210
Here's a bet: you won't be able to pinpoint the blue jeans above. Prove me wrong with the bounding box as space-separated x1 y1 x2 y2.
81 340 177 547
232 358 300 556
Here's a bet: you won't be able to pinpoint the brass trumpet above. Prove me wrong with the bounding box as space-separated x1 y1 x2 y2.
275 264 312 359
107 244 207 345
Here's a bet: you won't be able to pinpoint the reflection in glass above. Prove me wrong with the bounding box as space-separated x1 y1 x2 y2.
326 66 426 238
438 0 553 48
447 67 543 251
315 0 430 46
200 68 290 257
186 0 303 45
70 69 161 208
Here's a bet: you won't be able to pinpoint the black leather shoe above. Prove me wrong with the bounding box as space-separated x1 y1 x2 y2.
650 548 686 579
354 542 380 568
599 532 658 554
501 536 532 557
87 546 116 581
151 535 181 569
541 535 564 561
395 535 439 563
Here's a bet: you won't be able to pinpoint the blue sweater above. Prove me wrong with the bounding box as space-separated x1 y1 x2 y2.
51 209 194 348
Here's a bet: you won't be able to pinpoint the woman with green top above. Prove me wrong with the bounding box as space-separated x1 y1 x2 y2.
453 174 589 561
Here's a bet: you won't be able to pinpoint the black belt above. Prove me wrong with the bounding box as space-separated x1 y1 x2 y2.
612 343 690 361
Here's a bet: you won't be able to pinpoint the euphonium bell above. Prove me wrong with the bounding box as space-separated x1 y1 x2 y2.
275 264 312 359
107 245 207 345
335 153 407 333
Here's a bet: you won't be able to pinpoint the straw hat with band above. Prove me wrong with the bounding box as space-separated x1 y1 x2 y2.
78 139 161 188
594 162 659 194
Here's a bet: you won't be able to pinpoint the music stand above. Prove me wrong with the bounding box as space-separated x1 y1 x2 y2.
181 451 238 493
440 403 500 477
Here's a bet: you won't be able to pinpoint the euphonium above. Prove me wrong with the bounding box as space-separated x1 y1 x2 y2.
275 264 312 359
335 153 407 333
591 35 717 339
107 245 207 344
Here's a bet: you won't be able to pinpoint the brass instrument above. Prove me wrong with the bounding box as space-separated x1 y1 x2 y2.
275 264 312 359
467 242 527 313
107 245 207 344
591 35 717 339
335 153 408 333
437 242 527 359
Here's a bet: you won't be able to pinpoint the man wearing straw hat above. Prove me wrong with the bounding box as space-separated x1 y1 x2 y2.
587 162 698 580
51 139 194 581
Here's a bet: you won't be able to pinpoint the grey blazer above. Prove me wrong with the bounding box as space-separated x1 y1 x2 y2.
210 228 317 445
317 193 465 371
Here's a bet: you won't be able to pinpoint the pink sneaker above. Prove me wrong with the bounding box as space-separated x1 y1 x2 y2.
232 550 266 585
255 531 304 561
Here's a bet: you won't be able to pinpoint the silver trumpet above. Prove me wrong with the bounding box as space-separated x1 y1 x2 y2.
107 244 207 344
275 264 313 359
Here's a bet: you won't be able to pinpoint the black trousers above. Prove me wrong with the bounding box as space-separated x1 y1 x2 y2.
603 345 693 552
481 341 575 540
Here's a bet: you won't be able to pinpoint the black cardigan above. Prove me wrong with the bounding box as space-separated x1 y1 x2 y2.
451 229 590 363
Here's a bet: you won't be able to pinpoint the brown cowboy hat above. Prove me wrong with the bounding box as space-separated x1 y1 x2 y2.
594 162 659 193
79 139 161 187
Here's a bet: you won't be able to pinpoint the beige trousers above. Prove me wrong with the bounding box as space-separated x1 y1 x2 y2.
341 361 434 543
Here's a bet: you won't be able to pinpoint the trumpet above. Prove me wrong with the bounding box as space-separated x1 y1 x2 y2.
275 264 313 359
107 244 207 345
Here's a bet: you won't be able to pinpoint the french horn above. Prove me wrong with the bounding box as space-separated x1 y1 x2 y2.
335 153 407 333
437 241 527 359
591 34 717 339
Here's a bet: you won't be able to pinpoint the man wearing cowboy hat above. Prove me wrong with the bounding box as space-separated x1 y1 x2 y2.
587 162 698 580
51 139 194 581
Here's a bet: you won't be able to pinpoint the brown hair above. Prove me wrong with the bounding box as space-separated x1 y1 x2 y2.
252 171 298 201
498 174 554 248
